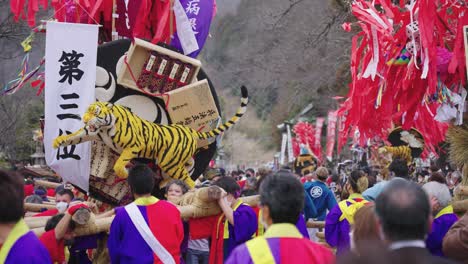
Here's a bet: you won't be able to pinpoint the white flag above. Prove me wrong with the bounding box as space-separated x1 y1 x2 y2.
44 22 98 192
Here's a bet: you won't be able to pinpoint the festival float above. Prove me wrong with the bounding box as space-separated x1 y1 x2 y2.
7 0 261 258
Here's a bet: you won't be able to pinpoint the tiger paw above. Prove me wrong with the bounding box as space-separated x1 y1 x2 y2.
53 135 68 149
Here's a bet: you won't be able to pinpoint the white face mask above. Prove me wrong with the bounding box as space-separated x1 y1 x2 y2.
56 201 68 213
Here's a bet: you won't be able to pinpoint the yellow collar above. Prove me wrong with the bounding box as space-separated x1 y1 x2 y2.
0 219 30 263
348 193 364 200
264 223 303 239
435 205 454 219
134 196 159 206
232 199 243 210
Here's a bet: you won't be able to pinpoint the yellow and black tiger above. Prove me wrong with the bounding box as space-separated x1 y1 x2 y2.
53 86 249 188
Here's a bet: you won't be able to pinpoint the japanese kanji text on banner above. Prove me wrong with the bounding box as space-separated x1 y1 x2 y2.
44 22 98 192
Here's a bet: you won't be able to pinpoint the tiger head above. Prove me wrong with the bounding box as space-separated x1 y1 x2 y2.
82 102 115 133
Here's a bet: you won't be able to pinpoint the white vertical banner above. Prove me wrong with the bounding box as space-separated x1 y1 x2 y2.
44 22 98 192
280 133 287 165
286 125 294 163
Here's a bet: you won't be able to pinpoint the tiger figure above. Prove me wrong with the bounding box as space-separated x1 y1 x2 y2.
53 86 249 188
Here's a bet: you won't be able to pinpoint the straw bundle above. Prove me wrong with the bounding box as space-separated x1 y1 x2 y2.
177 186 223 219
73 216 114 237
446 124 468 201
176 186 260 219
452 199 468 214
455 185 468 197
92 235 110 264
72 208 91 225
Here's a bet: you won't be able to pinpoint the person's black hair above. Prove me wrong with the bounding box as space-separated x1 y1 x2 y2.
0 170 24 223
259 171 304 224
348 170 366 193
375 179 430 241
25 195 43 204
246 168 255 175
389 158 409 179
55 184 65 194
127 164 155 195
45 213 76 232
57 189 75 201
212 177 240 197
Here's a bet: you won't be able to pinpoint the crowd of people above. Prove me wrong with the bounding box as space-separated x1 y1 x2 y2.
0 157 467 264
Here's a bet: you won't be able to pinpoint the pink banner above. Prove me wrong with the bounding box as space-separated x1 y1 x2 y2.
326 111 337 161
314 118 324 160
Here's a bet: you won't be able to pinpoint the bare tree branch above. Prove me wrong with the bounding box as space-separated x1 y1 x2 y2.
273 0 307 28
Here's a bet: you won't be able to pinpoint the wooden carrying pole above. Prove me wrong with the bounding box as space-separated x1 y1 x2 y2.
24 203 56 212
34 180 61 189
32 217 114 237
25 216 52 229
306 221 325 229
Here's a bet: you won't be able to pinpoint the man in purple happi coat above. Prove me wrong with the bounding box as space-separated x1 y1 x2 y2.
422 181 458 257
0 170 51 263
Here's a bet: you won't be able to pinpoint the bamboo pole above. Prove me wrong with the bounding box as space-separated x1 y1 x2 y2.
34 180 60 189
24 203 56 212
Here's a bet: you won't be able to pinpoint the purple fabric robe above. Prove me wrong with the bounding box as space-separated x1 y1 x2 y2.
324 202 351 255
425 213 458 257
296 214 310 239
5 231 51 264
222 204 258 261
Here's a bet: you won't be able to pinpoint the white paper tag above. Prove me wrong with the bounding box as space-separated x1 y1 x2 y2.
146 55 156 71
169 63 180 79
180 67 190 83
157 59 167 75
